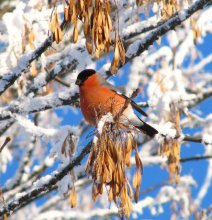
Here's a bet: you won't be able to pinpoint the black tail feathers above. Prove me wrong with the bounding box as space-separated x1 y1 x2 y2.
137 121 158 137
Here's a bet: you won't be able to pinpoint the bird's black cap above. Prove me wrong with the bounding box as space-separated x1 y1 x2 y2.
75 69 96 86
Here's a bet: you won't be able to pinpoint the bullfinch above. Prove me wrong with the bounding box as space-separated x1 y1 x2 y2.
75 69 158 137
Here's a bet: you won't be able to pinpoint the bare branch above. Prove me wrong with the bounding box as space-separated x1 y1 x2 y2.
180 155 212 163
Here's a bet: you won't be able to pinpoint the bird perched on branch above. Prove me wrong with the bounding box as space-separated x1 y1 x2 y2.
75 69 158 137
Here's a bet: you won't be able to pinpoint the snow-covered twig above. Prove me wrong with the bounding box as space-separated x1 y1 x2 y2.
116 0 212 75
0 91 79 121
0 0 210 96
0 87 211 123
0 19 69 96
183 54 212 75
0 141 92 216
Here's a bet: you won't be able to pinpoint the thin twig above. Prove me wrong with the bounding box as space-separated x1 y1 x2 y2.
55 76 70 87
180 155 212 163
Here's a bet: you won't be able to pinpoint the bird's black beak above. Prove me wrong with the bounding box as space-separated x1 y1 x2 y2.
75 78 82 86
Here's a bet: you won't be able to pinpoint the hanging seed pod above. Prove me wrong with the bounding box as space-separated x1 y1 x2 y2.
50 13 57 33
72 22 78 43
54 28 59 44
111 42 120 74
58 27 63 42
70 187 77 208
84 14 89 35
118 39 125 64
28 30 35 49
64 7 69 21
86 35 93 54
70 4 77 24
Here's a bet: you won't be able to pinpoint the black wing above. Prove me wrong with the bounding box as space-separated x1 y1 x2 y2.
100 77 148 117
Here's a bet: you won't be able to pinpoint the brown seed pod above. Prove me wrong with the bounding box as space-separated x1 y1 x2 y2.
72 22 78 43
70 187 77 208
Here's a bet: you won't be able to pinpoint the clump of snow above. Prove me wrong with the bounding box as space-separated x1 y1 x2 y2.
97 112 114 134
0 145 12 173
133 197 154 214
196 7 212 36
122 15 158 38
33 174 53 188
44 156 55 167
178 10 187 21
152 2 158 13
93 135 98 145
126 40 141 58
202 114 212 145
57 173 72 197
157 122 177 139
167 30 179 48
15 114 57 137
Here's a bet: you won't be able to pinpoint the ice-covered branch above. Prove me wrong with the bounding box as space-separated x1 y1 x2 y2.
122 16 164 40
180 155 212 163
25 58 78 96
22 176 196 219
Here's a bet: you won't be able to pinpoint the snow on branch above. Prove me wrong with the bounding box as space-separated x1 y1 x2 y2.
0 36 52 96
123 0 211 68
0 14 71 96
0 87 211 123
0 91 79 121
7 82 212 123
0 0 210 96
0 141 92 216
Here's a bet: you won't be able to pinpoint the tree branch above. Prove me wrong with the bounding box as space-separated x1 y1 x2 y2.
1 134 211 217
0 141 92 216
0 19 67 96
106 0 212 77
180 155 212 163
0 0 210 96
1 87 211 122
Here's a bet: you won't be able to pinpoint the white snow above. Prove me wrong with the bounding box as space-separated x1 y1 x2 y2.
97 113 114 134
178 10 187 21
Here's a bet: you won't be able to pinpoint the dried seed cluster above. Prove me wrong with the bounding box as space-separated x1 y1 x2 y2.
50 9 63 44
50 0 125 73
191 19 202 44
61 134 78 208
111 33 125 74
137 0 179 19
63 0 114 56
159 0 179 19
160 105 181 184
86 123 143 218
